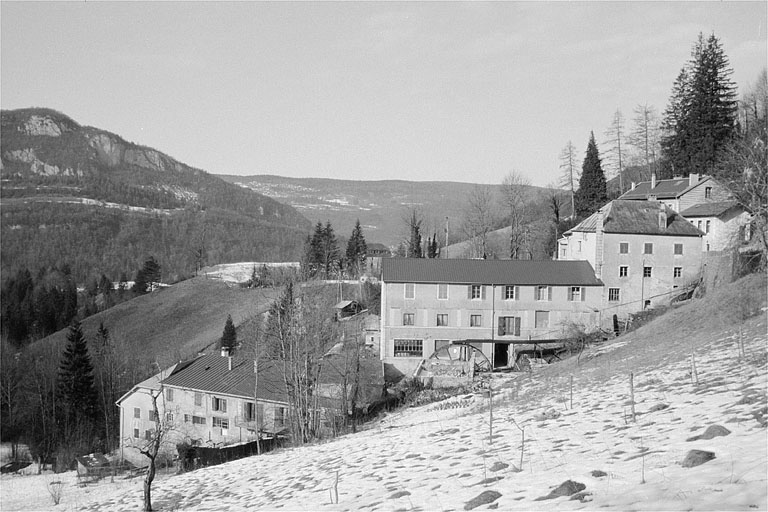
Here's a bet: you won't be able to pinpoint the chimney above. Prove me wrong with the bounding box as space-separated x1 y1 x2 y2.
228 356 233 371
658 210 667 230
594 210 604 279
631 182 636 190
689 173 700 186
221 346 231 357
651 173 657 189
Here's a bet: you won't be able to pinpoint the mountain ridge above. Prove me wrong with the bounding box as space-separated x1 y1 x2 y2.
1 108 312 283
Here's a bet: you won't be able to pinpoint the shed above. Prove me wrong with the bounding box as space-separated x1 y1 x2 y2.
334 300 364 320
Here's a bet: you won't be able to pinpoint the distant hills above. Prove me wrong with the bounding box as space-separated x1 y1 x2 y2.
218 174 547 248
0 108 312 283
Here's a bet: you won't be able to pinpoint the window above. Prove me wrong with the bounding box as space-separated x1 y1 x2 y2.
436 314 448 326
619 266 628 277
674 267 682 278
577 241 582 252
165 412 174 423
275 407 287 427
145 430 152 441
437 284 448 300
643 266 652 278
619 242 629 254
643 242 653 254
534 311 549 329
212 397 227 413
705 220 711 233
536 285 551 301
504 285 518 300
192 415 206 425
404 283 415 299
184 414 191 423
608 288 620 302
149 410 158 422
674 243 683 255
133 428 140 438
133 407 141 419
402 313 414 326
212 417 229 429
244 402 257 422
470 284 482 299
470 314 482 327
194 393 202 407
165 388 173 402
568 286 583 301
705 186 712 199
560 247 566 258
394 339 422 357
435 340 450 352
498 316 521 336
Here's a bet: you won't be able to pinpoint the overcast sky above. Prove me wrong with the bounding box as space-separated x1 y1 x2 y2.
2 2 765 187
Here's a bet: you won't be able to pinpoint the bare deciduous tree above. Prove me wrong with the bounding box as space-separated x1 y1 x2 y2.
603 109 626 194
135 388 175 512
559 141 579 218
628 103 661 182
461 185 497 258
501 171 532 259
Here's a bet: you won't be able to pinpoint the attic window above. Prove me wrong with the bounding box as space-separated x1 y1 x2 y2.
705 187 712 199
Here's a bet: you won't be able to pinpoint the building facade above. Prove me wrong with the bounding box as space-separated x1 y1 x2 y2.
619 173 732 212
680 201 752 252
559 200 703 320
380 258 603 376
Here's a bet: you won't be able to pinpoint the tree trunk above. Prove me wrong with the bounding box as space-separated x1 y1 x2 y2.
143 456 156 511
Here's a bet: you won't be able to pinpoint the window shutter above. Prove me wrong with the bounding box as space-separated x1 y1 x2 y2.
515 286 520 300
581 287 586 302
481 286 486 300
548 286 553 301
514 317 521 336
467 286 472 299
568 287 573 301
498 317 504 336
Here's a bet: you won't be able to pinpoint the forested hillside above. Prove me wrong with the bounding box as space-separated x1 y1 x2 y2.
0 108 312 283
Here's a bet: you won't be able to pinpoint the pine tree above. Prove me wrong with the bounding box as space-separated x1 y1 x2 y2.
407 209 423 258
321 222 340 278
220 314 237 352
575 132 608 218
58 319 98 421
345 219 367 277
661 32 738 176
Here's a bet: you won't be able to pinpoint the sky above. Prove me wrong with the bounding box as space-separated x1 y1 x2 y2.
2 2 766 187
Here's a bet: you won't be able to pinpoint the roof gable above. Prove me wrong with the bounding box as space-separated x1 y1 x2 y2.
381 258 602 286
566 200 703 237
680 201 743 218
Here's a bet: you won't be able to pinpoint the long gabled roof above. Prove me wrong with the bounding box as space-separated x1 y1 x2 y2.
161 354 288 403
680 200 742 218
619 175 712 200
381 258 602 286
565 200 702 237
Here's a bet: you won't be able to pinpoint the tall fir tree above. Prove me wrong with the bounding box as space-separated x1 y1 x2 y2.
58 319 99 421
220 314 237 352
345 219 367 277
574 132 608 218
407 210 423 258
661 32 738 176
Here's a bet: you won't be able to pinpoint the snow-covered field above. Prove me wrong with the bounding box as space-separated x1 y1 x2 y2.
3 317 765 511
200 262 300 284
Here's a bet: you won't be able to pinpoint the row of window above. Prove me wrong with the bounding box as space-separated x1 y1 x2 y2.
401 311 554 328
618 266 683 278
404 284 586 301
618 242 685 255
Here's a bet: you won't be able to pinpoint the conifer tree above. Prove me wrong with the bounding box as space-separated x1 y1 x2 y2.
58 319 98 421
345 219 367 277
661 32 738 176
575 132 608 218
220 314 237 352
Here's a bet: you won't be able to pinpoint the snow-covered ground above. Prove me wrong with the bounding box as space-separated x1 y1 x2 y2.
200 262 300 284
3 320 765 511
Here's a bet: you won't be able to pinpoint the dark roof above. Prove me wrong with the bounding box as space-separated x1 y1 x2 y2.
162 354 288 403
680 201 741 218
367 243 390 252
381 258 602 286
619 176 711 200
565 200 703 237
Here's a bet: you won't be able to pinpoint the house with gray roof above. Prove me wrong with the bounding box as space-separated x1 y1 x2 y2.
680 201 752 252
117 354 290 466
559 200 703 320
619 173 731 212
380 258 604 375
